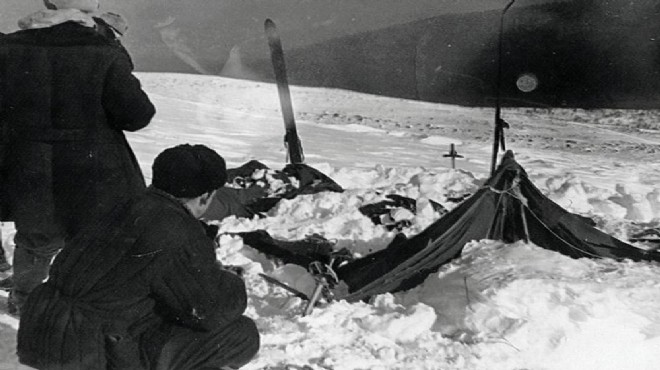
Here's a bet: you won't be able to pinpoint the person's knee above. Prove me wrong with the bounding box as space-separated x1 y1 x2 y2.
230 316 260 368
14 231 64 257
238 316 260 354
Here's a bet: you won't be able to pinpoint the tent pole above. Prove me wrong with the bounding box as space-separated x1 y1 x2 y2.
490 0 516 176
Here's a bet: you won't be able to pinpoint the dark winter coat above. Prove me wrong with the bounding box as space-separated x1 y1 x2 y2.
17 187 249 369
0 31 6 220
0 21 155 233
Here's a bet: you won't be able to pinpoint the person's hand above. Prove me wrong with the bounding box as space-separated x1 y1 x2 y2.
222 264 245 277
215 260 245 277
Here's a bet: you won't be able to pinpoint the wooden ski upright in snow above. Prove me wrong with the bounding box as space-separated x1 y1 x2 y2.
265 18 305 164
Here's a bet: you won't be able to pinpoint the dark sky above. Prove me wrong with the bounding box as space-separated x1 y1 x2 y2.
2 0 658 109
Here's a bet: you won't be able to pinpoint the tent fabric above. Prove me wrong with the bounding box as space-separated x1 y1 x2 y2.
203 161 343 221
236 230 335 267
281 163 344 197
359 193 448 231
335 151 660 302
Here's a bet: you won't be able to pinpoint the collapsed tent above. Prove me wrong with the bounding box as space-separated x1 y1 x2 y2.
334 151 660 302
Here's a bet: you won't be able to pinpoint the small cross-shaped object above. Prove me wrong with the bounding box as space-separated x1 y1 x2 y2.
443 143 464 169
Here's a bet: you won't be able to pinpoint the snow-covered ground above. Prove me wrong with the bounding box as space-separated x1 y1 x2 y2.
1 73 660 369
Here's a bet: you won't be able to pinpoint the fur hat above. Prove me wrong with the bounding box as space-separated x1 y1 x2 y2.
44 0 100 13
152 144 227 199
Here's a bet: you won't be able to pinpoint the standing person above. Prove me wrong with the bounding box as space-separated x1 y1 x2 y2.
0 0 155 315
17 144 260 370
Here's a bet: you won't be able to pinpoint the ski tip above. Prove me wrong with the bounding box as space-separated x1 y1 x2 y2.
264 18 275 28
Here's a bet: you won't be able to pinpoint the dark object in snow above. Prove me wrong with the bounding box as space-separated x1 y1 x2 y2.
629 227 660 251
203 160 343 221
237 229 353 288
237 230 338 268
227 159 270 180
630 227 660 242
282 163 344 197
359 194 417 220
359 193 447 231
265 18 305 164
334 151 660 302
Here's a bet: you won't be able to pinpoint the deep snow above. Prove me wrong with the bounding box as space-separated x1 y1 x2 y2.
1 73 660 370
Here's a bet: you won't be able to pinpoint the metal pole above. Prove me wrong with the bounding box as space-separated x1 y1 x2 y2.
490 0 516 176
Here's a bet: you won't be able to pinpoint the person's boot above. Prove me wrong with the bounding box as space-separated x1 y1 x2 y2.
0 248 11 273
7 290 22 317
0 275 13 291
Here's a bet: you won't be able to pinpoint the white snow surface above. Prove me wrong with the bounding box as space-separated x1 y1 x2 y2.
1 73 660 369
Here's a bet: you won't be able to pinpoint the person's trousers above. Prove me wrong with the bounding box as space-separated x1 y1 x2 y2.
10 228 64 310
0 228 10 271
152 316 260 370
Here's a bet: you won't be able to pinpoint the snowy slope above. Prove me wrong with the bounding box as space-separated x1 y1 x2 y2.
1 73 659 369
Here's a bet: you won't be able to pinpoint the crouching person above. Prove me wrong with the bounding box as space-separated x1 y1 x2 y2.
17 144 260 370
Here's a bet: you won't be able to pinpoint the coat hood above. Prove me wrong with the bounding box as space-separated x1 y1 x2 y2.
18 9 96 30
45 0 100 13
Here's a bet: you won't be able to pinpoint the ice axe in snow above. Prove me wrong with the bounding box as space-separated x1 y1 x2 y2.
303 261 339 316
